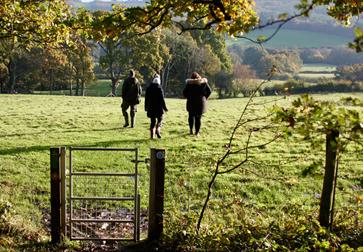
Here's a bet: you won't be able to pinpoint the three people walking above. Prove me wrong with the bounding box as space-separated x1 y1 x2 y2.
145 74 168 139
121 70 142 128
183 72 212 136
121 70 211 138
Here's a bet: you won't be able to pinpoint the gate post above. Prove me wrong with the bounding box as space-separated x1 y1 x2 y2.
148 148 165 240
50 147 61 244
60 147 66 237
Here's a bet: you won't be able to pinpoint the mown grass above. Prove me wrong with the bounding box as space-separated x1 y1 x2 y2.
0 93 362 250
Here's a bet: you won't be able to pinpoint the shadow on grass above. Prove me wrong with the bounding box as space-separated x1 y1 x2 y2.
0 127 190 156
14 239 165 252
0 139 149 156
0 127 123 138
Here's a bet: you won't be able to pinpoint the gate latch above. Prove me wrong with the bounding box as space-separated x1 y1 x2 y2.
131 158 150 164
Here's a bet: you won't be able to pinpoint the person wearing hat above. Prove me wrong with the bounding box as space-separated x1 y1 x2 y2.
121 69 142 128
145 73 168 139
183 72 212 136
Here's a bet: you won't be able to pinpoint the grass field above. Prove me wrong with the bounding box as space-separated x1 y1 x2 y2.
0 93 362 250
227 28 351 48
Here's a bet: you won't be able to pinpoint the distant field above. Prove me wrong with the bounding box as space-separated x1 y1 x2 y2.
298 63 336 80
298 73 336 79
0 93 362 249
227 28 351 48
33 79 119 97
300 63 337 73
86 79 115 97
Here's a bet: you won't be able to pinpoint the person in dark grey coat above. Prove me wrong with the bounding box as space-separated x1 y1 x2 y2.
183 72 212 135
121 69 142 128
145 74 168 139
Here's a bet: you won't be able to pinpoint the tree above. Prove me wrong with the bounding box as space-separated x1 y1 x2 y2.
97 30 165 96
21 47 68 93
160 30 200 95
188 26 232 72
0 62 7 93
274 94 363 228
0 0 72 93
231 64 257 97
92 1 363 54
64 36 95 96
241 47 302 79
336 64 363 82
99 0 258 37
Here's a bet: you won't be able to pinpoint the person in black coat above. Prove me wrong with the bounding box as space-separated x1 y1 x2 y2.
145 74 168 139
183 72 212 135
121 69 142 128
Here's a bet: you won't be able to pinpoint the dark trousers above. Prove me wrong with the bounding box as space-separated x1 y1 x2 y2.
188 114 202 134
121 101 137 124
150 116 163 129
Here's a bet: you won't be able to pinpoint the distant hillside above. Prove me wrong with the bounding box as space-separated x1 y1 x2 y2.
227 29 352 49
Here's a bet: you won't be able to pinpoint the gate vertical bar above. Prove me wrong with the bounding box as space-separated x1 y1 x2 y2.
133 148 139 241
136 194 140 241
69 147 73 239
60 147 66 237
50 147 61 244
148 148 165 240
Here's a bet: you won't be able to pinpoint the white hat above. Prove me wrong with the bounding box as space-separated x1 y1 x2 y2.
152 76 161 85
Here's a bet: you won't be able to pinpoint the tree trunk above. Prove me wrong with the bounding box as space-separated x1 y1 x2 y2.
111 78 118 97
81 80 85 96
49 69 54 95
75 78 80 96
69 79 73 96
7 58 16 93
319 129 339 228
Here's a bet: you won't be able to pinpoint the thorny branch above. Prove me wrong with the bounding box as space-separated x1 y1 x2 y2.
196 68 282 233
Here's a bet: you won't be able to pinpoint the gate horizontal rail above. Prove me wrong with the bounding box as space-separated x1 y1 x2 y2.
72 219 134 223
71 147 137 151
71 196 135 201
71 172 136 176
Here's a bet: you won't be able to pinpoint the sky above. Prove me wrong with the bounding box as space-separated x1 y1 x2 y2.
80 0 135 2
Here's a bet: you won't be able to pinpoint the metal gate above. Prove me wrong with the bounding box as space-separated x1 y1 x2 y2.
67 147 140 241
50 147 165 244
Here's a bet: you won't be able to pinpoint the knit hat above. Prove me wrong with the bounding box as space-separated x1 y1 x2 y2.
152 74 161 84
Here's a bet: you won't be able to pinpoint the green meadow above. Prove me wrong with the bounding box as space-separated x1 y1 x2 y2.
0 93 362 250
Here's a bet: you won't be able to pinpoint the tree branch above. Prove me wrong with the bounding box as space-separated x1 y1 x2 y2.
196 68 277 233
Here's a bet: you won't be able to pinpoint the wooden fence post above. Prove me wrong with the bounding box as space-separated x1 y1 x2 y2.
319 130 339 228
50 147 61 244
148 148 165 240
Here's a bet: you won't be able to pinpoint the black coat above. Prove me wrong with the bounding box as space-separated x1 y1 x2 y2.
145 83 167 118
183 78 212 115
122 76 142 105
